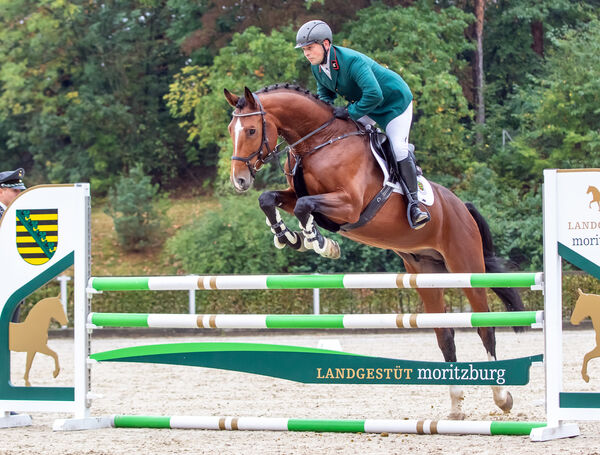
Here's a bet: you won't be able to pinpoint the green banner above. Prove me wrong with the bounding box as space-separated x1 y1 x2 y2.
91 342 542 386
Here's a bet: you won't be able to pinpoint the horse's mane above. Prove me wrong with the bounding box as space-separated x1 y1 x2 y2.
235 83 331 110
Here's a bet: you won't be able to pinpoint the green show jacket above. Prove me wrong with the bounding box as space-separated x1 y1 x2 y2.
311 45 413 129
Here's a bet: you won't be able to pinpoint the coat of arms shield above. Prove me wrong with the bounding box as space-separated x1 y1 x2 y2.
15 209 58 265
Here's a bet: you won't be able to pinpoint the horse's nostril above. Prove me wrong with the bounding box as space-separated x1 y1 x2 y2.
237 177 246 187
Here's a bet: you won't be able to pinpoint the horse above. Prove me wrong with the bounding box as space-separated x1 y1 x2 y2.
9 296 68 387
570 289 600 383
588 186 600 211
223 84 525 420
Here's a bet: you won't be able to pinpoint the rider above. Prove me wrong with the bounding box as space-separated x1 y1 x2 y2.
295 20 430 229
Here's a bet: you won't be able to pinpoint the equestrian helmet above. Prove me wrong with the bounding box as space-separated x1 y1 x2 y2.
295 20 332 48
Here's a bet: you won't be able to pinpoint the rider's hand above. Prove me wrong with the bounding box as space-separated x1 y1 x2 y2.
333 106 350 120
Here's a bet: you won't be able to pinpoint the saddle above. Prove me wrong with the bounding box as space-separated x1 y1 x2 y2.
368 128 422 181
293 127 425 233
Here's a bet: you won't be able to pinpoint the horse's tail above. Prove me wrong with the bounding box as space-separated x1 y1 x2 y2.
465 202 526 332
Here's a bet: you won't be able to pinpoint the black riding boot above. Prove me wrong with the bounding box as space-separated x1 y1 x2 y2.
397 156 430 229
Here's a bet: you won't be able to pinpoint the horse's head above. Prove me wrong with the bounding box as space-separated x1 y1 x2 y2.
571 288 591 325
43 296 68 327
224 87 279 192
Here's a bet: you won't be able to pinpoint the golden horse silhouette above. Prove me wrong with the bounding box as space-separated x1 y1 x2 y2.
588 186 600 211
8 296 68 387
570 289 600 382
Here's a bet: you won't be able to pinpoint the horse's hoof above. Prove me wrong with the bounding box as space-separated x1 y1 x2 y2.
53 368 60 379
322 239 340 259
447 411 466 420
273 236 286 249
498 391 513 413
25 381 31 387
583 373 590 383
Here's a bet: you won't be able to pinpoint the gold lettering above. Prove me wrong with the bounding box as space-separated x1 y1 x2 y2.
404 369 413 380
316 368 324 379
334 368 344 379
325 368 334 379
366 368 374 379
346 368 355 379
356 368 365 379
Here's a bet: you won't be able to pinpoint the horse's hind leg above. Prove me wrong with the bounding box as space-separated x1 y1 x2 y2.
446 250 514 414
400 253 465 419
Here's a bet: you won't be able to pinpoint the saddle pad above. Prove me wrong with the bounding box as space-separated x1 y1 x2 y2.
369 142 435 207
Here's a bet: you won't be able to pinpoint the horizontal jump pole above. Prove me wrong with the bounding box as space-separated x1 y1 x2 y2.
88 311 544 329
111 415 546 436
89 272 544 292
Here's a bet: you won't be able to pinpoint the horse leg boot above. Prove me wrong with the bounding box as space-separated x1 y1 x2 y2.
397 156 430 229
258 191 307 252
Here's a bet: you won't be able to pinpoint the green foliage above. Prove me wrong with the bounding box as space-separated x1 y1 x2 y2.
454 163 543 270
0 0 194 193
167 192 405 275
496 17 600 184
106 166 167 252
341 2 475 180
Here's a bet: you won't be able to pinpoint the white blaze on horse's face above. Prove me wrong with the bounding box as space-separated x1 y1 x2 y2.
229 116 253 192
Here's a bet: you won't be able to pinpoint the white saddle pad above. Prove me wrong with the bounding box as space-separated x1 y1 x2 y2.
370 142 435 206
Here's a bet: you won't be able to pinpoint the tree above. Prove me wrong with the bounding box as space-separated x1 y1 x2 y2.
0 0 193 192
503 18 600 183
341 2 474 181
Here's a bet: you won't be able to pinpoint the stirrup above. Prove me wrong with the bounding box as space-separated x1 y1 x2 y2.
407 202 430 230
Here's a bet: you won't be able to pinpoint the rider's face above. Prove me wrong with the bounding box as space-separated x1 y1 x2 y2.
302 41 329 65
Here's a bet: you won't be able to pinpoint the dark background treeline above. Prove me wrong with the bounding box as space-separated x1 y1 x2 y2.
3 0 600 277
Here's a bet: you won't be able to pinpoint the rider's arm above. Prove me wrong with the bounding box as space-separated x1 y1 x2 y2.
316 80 337 105
346 59 384 120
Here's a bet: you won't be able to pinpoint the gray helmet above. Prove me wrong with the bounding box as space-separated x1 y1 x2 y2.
295 20 332 48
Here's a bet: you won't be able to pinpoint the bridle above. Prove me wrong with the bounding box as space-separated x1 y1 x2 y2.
231 92 363 178
230 94 276 178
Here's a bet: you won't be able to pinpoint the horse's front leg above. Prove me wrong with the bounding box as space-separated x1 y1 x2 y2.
294 191 359 260
258 189 307 252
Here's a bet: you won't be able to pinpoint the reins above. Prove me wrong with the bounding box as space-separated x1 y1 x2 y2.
230 93 365 178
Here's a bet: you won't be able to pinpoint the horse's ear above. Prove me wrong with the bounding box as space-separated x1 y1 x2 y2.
244 86 256 108
224 89 239 108
578 288 584 295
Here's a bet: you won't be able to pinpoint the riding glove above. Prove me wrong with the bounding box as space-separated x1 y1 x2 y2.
333 106 350 120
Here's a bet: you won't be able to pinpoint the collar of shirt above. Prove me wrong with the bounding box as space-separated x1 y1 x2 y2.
0 201 6 211
319 49 332 79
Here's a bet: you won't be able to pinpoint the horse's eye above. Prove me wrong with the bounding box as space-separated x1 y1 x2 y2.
248 128 256 135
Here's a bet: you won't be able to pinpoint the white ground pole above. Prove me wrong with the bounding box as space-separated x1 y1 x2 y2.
530 170 580 441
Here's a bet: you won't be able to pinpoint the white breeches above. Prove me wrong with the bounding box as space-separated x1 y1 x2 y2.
359 101 413 161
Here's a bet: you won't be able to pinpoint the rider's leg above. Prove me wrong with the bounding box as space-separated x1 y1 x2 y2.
385 103 430 229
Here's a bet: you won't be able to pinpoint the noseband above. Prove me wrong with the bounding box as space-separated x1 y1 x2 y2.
230 94 277 178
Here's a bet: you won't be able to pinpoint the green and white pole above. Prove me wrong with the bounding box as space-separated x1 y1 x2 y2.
88 311 543 330
89 272 543 292
111 415 546 436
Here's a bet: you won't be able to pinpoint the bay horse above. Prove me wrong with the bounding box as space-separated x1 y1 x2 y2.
571 289 600 383
224 85 525 419
9 296 67 387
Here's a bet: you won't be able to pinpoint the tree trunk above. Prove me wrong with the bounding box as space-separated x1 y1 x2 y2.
474 0 485 145
531 21 544 57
